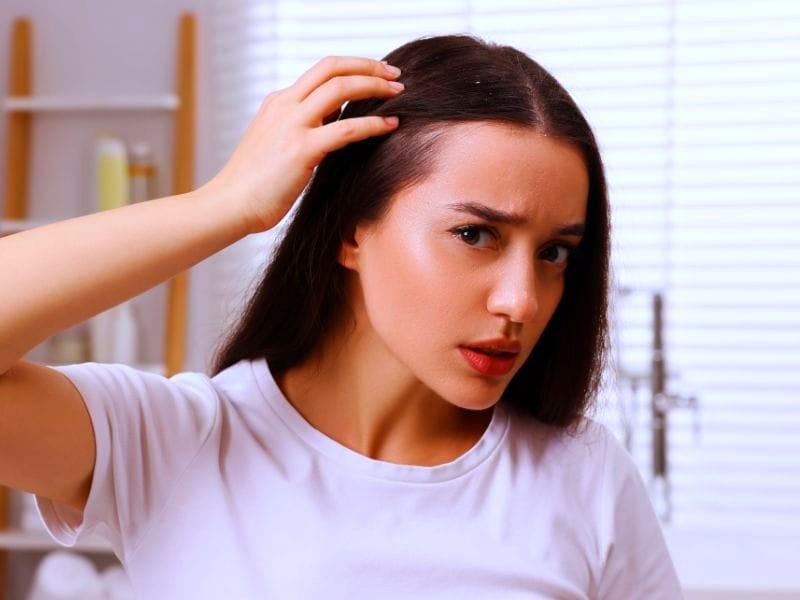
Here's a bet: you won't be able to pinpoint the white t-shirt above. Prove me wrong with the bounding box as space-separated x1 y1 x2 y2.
37 358 683 599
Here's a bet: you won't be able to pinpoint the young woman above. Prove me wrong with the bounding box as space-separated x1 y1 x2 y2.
0 34 683 598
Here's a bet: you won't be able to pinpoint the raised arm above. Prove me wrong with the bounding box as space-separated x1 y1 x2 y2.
0 189 250 375
0 56 404 510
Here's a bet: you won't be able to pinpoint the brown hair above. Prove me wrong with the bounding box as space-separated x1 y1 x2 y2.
209 33 611 432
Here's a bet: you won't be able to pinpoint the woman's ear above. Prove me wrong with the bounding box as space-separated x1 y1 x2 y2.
337 224 362 271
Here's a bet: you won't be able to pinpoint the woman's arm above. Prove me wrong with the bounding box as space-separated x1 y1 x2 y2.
0 56 403 374
0 188 248 375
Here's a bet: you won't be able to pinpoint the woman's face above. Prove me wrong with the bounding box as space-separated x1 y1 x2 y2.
338 122 589 411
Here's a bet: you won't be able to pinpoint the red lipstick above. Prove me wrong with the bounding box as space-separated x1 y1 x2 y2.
459 338 521 376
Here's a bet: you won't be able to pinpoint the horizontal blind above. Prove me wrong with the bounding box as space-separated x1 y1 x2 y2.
664 0 800 533
210 0 800 533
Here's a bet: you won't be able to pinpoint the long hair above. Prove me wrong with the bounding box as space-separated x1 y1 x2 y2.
209 33 611 432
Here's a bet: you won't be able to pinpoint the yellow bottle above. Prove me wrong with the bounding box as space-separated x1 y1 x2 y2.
94 131 129 211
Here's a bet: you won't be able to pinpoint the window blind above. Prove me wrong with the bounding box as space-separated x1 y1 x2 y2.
209 0 800 535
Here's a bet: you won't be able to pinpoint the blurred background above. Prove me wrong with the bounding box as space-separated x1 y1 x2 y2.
0 0 798 598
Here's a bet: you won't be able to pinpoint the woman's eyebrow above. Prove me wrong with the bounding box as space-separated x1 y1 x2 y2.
445 202 585 237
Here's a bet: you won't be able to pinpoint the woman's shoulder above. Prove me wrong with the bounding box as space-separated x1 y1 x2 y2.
201 357 267 406
504 407 623 472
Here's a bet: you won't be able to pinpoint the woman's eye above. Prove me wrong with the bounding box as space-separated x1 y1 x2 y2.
451 225 497 248
541 244 574 267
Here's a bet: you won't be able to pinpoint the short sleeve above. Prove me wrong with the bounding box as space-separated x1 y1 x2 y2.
596 427 684 599
34 362 220 561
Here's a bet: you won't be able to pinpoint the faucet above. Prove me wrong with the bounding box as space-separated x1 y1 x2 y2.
649 292 700 524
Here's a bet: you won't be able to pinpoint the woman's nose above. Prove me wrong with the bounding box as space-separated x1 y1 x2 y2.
486 263 539 324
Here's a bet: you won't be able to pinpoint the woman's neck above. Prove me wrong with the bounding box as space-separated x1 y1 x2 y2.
272 316 494 466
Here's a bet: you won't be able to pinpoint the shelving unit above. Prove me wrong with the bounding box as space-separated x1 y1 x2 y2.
4 94 179 112
0 12 196 598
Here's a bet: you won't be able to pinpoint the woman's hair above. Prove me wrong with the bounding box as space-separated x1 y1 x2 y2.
209 33 611 432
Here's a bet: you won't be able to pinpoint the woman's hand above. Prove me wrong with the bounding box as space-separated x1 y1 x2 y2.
202 55 404 235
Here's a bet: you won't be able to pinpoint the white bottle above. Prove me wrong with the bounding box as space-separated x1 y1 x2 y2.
89 307 115 363
90 302 139 365
110 300 139 365
25 551 104 600
47 324 90 365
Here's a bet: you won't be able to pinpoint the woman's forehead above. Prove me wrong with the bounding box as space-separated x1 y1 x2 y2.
433 122 585 181
395 122 589 223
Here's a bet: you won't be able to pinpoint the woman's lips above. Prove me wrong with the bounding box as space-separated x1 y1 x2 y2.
459 346 517 376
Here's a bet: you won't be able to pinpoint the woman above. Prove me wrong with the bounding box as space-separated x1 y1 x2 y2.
0 34 682 598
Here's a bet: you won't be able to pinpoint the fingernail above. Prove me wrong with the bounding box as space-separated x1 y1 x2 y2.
384 64 402 77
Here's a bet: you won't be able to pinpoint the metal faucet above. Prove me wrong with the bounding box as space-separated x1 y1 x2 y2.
649 292 700 524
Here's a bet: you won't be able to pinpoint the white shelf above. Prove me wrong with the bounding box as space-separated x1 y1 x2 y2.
4 94 179 112
0 529 114 554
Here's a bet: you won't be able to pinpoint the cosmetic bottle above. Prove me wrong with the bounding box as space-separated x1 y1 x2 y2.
90 302 139 365
26 551 104 600
129 141 157 203
94 132 129 211
47 324 90 365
